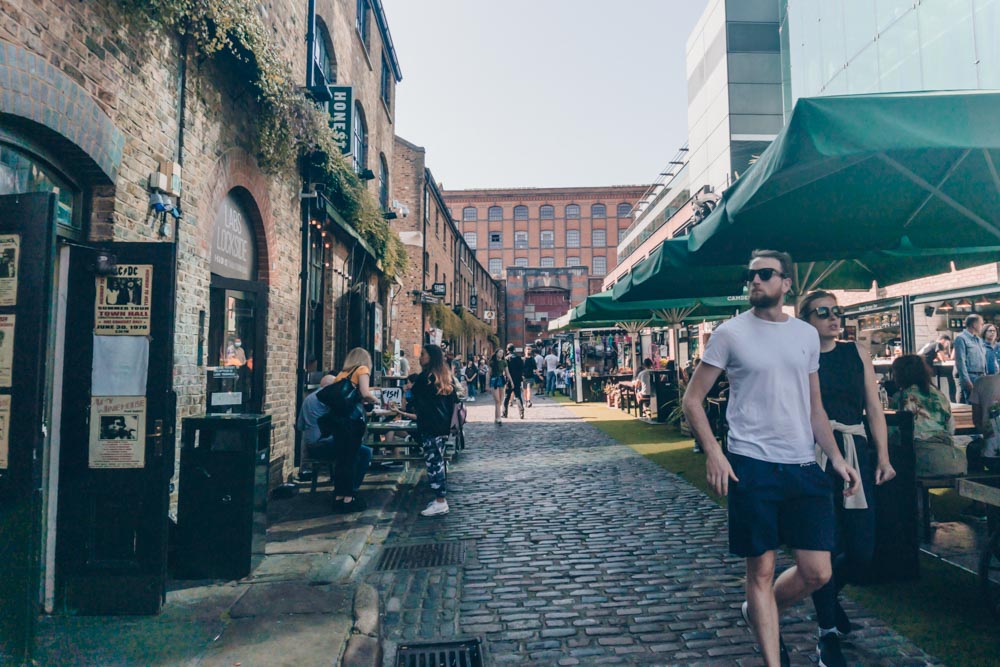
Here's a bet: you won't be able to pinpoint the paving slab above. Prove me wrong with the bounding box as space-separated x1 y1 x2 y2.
198 614 351 667
229 582 352 618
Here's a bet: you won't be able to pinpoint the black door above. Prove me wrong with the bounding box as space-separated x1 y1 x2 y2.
56 242 176 614
0 193 56 662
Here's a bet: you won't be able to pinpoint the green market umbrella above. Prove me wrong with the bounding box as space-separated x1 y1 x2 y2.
687 90 1000 263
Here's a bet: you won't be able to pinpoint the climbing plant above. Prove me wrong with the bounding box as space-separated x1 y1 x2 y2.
112 0 406 277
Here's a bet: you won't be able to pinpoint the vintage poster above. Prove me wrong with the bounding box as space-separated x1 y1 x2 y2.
88 396 147 469
0 394 9 469
0 314 14 387
95 264 153 335
0 234 20 306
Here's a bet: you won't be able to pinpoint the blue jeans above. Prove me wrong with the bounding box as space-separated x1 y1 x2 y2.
466 379 476 397
546 370 557 395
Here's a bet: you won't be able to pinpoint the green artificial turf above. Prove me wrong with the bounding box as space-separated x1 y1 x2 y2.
561 399 999 666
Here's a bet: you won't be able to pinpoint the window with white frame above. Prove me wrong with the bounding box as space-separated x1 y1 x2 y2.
514 231 528 249
464 231 477 249
488 206 503 221
489 258 502 275
462 206 477 221
488 231 502 249
540 257 555 268
593 256 607 275
540 230 554 248
592 228 606 246
566 229 580 248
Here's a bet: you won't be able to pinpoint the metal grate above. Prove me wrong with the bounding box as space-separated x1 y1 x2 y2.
396 640 482 667
376 541 467 571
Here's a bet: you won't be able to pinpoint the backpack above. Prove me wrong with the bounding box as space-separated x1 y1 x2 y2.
316 367 362 419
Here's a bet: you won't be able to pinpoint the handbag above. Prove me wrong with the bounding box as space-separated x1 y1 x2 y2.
316 367 362 419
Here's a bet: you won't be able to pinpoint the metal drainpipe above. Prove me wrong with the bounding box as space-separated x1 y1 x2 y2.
294 180 312 469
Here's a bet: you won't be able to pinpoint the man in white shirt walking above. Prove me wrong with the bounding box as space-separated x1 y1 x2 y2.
683 249 859 667
544 349 560 397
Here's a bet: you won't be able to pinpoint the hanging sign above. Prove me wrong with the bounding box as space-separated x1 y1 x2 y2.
0 395 9 470
0 234 20 306
95 264 152 335
328 86 354 155
0 314 13 387
469 294 478 310
431 283 447 297
89 396 147 469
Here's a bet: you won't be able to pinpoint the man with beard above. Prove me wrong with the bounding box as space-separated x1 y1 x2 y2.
682 249 859 667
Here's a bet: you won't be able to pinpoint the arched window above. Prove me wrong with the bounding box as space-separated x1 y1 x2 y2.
565 204 580 218
313 18 337 86
514 257 528 267
591 203 606 218
540 205 554 220
352 102 368 173
617 203 632 217
462 206 478 221
488 206 503 221
514 205 529 220
378 154 389 210
0 142 79 231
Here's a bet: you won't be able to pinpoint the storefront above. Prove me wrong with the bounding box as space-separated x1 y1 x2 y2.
841 296 916 371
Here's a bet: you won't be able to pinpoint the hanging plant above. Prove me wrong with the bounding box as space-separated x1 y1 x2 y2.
112 0 406 278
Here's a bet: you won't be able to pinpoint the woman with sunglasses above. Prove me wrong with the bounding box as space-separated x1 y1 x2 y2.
799 290 895 666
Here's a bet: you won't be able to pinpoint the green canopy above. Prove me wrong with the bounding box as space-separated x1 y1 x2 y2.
687 90 1000 263
571 291 748 325
613 236 1000 302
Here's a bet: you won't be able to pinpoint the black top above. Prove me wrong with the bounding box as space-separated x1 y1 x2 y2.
410 371 458 438
506 354 525 380
819 341 866 426
523 355 538 374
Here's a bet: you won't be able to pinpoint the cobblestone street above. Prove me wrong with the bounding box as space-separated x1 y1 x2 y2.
370 395 940 666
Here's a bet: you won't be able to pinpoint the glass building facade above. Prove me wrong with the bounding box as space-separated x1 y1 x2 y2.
782 0 1000 111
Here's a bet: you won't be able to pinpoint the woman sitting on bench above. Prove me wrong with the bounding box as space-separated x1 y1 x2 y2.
891 354 964 477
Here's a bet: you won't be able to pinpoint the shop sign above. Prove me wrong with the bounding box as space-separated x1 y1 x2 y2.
95 264 153 335
470 294 478 310
431 282 447 297
89 396 146 469
328 86 354 155
211 195 257 281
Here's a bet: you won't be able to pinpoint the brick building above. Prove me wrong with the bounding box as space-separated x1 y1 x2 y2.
443 186 647 344
392 137 502 361
0 0 403 651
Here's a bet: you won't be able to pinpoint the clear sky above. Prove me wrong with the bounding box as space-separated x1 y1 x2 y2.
380 0 706 190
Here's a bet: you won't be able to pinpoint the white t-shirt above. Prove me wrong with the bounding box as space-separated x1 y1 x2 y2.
534 354 544 373
700 310 820 464
544 353 559 372
636 369 653 396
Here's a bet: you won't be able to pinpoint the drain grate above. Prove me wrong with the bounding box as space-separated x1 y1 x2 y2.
377 541 467 571
396 640 482 667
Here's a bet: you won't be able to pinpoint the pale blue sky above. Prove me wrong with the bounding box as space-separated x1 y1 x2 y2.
380 1 706 189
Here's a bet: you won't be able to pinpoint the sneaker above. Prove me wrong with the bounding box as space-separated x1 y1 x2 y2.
741 601 790 667
834 601 852 636
519 407 525 419
527 400 533 408
817 632 846 667
420 500 449 516
501 409 508 418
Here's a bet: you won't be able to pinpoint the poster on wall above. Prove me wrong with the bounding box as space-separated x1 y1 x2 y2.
0 314 14 387
0 395 9 469
0 234 20 306
373 305 383 352
95 265 153 335
88 396 147 469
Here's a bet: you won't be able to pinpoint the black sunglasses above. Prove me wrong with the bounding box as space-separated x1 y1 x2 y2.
744 268 787 283
808 306 844 320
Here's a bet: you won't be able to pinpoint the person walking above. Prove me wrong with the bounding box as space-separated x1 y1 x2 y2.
317 347 379 513
533 348 546 396
983 323 999 375
683 250 859 667
800 290 895 667
503 343 526 419
464 358 479 401
488 348 507 425
392 344 457 517
544 347 560 397
522 346 538 407
955 314 987 403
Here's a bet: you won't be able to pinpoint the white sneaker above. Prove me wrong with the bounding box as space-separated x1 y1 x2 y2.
420 500 449 516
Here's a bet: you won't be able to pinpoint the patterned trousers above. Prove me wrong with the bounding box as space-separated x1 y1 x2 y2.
420 434 448 498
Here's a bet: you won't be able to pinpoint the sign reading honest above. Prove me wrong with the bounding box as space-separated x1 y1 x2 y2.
328 86 354 155
211 195 257 281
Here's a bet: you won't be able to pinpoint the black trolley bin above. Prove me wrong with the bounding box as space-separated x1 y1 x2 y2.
174 414 271 580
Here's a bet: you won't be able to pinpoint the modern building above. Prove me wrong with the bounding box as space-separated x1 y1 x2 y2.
0 0 404 654
443 185 648 345
391 137 503 361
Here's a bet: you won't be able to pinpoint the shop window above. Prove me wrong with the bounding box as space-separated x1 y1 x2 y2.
566 229 580 248
591 203 606 218
515 231 528 249
514 205 529 220
488 205 503 221
540 204 554 219
0 142 79 232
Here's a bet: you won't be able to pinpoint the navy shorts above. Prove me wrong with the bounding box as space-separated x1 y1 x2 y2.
727 452 836 558
489 376 505 390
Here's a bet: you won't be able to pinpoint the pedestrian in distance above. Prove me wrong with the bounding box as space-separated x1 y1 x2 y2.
522 345 538 407
477 355 489 394
502 343 526 419
464 358 479 401
391 344 457 517
318 347 380 513
982 323 999 375
544 347 560 396
955 313 987 403
488 348 507 425
397 350 410 377
683 250 860 667
800 290 895 667
533 348 546 396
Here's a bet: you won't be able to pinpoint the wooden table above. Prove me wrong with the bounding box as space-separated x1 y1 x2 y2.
365 419 458 463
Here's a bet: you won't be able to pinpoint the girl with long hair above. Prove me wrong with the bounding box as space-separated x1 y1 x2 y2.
392 344 457 516
488 347 507 425
892 353 961 476
798 290 895 665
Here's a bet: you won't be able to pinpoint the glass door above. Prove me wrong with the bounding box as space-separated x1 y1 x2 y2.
208 286 258 413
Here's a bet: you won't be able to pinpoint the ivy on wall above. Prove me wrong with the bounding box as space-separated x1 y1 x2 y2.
113 0 406 278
